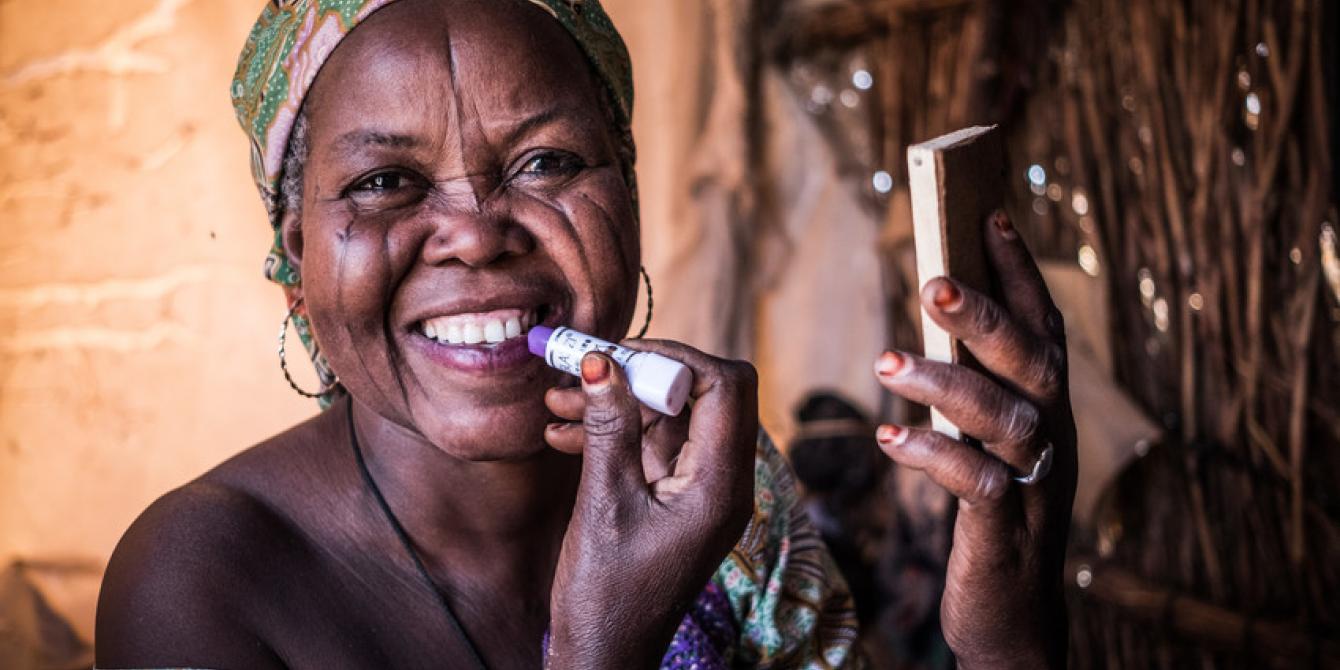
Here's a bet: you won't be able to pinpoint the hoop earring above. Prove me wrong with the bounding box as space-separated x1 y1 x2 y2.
279 301 339 399
634 265 653 339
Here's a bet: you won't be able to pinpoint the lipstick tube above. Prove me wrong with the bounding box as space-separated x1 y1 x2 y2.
528 326 693 416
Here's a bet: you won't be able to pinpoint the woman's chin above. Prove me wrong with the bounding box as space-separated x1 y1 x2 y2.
436 433 555 462
410 397 558 463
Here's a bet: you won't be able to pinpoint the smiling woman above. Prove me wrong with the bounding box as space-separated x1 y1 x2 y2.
288 0 643 457
91 0 860 668
92 0 1077 668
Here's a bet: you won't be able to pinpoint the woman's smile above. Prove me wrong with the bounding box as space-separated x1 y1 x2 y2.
404 296 568 375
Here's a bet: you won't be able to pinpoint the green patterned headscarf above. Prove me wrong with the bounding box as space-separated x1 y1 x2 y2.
230 0 634 404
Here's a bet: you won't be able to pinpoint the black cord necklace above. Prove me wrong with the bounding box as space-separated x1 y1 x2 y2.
347 405 489 670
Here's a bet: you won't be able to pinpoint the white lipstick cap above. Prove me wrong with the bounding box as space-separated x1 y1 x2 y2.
629 353 693 416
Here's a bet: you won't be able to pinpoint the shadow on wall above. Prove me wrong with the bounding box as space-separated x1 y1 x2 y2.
0 560 97 670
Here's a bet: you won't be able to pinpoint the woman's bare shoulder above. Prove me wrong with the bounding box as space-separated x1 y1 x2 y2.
99 405 349 597
94 478 292 667
94 408 347 668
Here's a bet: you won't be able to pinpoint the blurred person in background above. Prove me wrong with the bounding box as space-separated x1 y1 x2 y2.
789 392 952 669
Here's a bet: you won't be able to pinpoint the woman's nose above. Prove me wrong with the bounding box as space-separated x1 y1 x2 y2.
419 204 536 268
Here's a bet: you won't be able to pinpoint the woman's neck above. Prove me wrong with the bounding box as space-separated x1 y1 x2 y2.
347 397 581 584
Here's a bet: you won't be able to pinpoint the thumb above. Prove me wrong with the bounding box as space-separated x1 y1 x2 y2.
580 352 645 495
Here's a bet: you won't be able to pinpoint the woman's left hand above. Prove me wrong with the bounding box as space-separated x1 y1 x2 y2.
874 211 1077 669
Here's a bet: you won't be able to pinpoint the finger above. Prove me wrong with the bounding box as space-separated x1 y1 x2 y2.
876 423 1010 509
875 350 1043 472
544 421 585 454
640 409 686 480
623 339 757 492
580 352 646 494
920 277 1067 403
549 384 686 480
545 387 586 422
982 210 1064 340
548 415 687 484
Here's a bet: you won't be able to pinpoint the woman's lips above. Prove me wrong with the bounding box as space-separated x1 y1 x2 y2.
408 332 538 374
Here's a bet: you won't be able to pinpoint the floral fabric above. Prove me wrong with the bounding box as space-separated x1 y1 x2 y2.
712 433 863 668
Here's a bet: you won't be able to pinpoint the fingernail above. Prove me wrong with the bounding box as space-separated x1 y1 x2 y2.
875 351 906 377
933 280 963 312
580 353 611 386
992 210 1017 240
876 424 905 446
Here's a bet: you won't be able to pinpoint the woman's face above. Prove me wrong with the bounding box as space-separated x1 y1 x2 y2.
289 0 639 460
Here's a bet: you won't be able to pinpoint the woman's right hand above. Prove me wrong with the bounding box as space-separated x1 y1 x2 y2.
542 341 758 669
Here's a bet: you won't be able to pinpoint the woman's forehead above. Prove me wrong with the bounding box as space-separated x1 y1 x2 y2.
306 0 603 138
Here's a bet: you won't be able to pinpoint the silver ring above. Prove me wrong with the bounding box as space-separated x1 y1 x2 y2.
1013 442 1054 486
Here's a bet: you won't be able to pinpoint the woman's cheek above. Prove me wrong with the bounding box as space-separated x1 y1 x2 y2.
555 168 640 337
302 214 403 384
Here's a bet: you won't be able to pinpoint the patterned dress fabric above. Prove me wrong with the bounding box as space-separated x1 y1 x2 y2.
711 433 863 667
662 580 737 668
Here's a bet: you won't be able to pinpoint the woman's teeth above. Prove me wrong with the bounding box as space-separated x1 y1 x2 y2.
420 308 537 346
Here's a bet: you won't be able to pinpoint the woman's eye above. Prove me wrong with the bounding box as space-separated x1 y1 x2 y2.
345 170 425 209
354 172 405 191
518 152 583 177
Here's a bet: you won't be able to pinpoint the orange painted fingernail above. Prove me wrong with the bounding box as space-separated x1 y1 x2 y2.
876 351 906 377
580 353 611 385
876 424 905 445
992 210 1017 239
933 280 963 312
